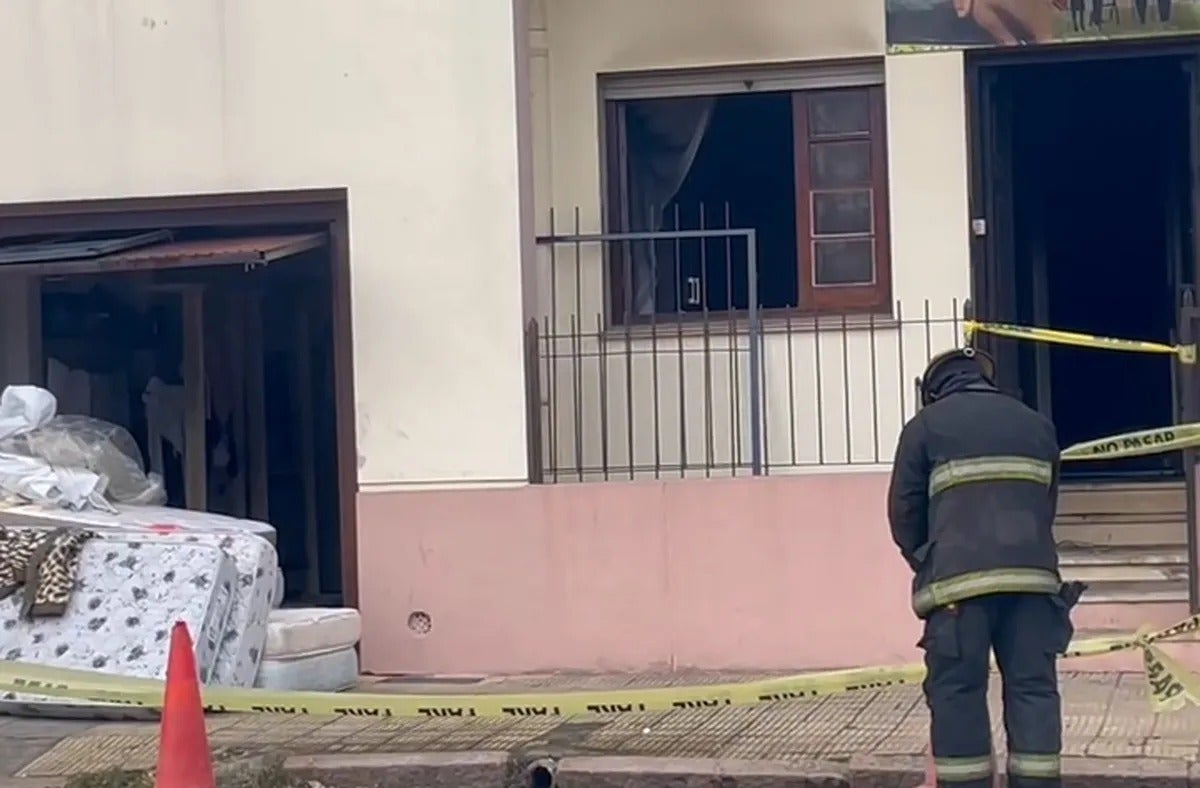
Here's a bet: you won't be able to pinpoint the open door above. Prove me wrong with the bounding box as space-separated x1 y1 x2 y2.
968 64 1021 399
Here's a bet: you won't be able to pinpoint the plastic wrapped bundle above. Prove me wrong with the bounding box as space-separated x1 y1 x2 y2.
0 415 166 506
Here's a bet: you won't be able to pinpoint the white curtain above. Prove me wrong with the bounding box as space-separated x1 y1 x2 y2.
624 97 715 317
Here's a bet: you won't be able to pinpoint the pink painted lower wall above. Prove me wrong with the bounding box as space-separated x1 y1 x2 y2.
357 471 925 676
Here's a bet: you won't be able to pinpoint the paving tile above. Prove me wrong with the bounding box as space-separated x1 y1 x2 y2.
607 708 732 757
717 704 828 761
19 734 158 776
475 716 563 750
822 690 921 759
579 711 671 749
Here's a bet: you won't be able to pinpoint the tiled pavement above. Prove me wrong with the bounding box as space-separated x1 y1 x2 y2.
1 670 1198 784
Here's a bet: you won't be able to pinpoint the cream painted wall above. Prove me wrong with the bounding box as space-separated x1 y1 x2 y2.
0 0 530 488
533 2 973 477
886 51 973 311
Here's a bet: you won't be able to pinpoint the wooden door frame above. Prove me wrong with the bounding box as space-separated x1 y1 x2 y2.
0 188 361 607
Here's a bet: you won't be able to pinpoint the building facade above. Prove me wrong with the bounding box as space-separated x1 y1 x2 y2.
2 0 1197 676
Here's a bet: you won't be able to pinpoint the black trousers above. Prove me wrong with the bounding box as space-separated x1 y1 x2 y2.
921 593 1071 787
1070 0 1085 30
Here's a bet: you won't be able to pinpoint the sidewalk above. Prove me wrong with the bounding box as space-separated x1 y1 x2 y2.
1 670 1198 787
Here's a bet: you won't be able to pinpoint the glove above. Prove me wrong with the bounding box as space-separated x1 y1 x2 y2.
1059 580 1087 608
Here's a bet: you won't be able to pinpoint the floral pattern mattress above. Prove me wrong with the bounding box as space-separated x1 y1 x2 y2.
0 503 276 544
0 533 238 714
160 532 278 687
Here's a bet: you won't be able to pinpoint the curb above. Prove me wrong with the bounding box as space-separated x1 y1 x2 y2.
283 751 513 788
553 755 920 787
526 753 1199 788
8 750 1198 787
295 748 1195 786
1059 755 1192 787
554 755 857 787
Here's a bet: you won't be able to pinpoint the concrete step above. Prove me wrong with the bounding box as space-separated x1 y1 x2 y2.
1059 545 1187 566
1057 480 1185 517
1069 579 1188 604
1059 545 1189 603
1062 564 1187 584
1054 519 1186 546
1071 599 1190 633
1055 512 1184 525
1053 480 1187 547
1045 485 1191 608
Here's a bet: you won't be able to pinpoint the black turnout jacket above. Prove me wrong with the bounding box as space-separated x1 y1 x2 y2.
888 364 1062 617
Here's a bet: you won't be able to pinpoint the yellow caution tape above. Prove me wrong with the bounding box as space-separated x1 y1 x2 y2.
1061 422 1200 461
1144 641 1200 713
0 615 1195 718
963 320 1196 364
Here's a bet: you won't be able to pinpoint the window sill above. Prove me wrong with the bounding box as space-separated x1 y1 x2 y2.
600 310 900 341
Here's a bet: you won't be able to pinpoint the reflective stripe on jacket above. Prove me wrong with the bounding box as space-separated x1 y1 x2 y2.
912 567 1062 617
928 456 1053 497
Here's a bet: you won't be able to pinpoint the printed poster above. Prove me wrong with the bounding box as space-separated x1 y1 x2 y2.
887 0 1200 52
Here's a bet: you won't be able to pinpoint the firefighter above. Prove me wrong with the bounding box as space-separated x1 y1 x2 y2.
888 347 1086 788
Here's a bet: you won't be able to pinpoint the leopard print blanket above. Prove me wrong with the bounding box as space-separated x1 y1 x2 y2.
0 527 95 619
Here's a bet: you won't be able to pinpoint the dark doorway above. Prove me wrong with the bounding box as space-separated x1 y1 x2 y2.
972 50 1196 480
0 190 359 606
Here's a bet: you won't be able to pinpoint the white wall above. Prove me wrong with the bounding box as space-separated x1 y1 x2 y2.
0 0 530 489
886 51 973 311
534 2 973 477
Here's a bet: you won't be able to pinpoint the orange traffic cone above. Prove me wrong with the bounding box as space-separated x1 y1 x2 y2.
154 621 215 788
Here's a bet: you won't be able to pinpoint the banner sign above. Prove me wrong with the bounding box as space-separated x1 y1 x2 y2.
887 0 1200 53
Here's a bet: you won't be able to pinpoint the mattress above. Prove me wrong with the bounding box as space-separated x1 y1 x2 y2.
265 608 361 658
156 532 279 688
0 503 276 545
0 533 237 712
255 645 359 693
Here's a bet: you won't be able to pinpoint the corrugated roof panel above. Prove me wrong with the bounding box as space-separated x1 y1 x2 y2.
0 233 326 276
100 234 326 265
0 230 172 265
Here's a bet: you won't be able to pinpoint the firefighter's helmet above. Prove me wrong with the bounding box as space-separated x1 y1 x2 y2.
918 346 996 407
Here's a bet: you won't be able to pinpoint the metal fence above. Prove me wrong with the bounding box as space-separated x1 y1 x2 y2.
528 214 969 483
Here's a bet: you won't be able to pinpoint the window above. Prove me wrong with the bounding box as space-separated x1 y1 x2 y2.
602 66 890 324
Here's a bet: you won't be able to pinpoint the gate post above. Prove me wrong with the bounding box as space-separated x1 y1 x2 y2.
1177 289 1199 612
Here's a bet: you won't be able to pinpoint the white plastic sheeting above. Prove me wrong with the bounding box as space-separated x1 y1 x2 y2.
0 386 165 512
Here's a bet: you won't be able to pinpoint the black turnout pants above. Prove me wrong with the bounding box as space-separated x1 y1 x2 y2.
920 593 1071 787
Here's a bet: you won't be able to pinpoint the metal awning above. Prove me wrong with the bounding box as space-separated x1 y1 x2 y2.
0 230 172 264
0 232 326 276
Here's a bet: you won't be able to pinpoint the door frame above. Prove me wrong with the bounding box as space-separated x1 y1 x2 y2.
966 36 1200 330
967 40 1200 609
0 188 361 607
966 39 1200 418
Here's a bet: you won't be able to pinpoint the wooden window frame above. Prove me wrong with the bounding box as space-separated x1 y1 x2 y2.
603 100 633 328
599 61 891 323
793 84 892 313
